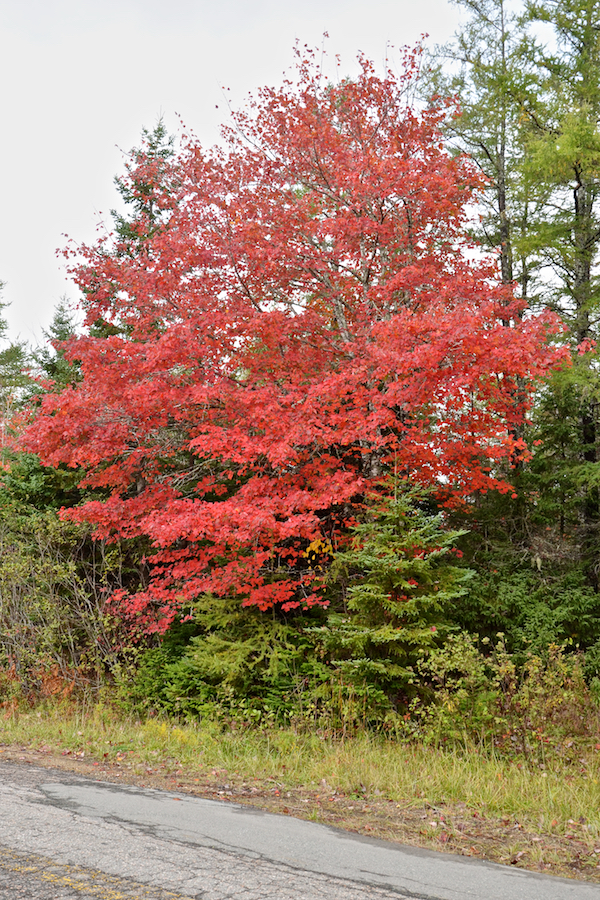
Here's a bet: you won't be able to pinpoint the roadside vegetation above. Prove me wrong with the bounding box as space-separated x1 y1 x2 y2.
2 0 600 885
2 686 600 882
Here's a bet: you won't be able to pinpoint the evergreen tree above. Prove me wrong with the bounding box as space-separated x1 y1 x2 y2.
111 119 176 251
518 0 600 584
425 0 536 296
423 0 541 561
324 482 472 703
88 121 178 340
33 298 80 389
0 295 31 418
5 299 82 510
429 0 600 593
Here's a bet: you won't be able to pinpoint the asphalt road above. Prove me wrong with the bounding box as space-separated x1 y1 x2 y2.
0 760 597 899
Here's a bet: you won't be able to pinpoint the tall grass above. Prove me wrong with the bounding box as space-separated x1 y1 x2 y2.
2 701 599 838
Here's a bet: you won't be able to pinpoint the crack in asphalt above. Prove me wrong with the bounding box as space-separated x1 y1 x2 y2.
0 764 416 900
2 760 598 900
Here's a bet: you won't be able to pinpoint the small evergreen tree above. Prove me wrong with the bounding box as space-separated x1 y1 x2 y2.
33 298 80 390
324 481 473 706
111 119 177 251
0 296 31 417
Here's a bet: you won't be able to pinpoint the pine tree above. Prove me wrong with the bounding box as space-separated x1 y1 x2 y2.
429 0 600 591
111 119 176 251
425 0 536 296
33 298 80 389
324 482 472 701
518 0 600 584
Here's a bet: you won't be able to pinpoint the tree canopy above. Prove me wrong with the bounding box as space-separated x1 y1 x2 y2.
22 50 562 633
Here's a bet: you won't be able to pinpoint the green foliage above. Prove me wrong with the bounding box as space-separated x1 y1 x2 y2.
0 298 32 411
111 119 176 249
0 502 120 693
517 0 600 583
320 481 473 704
0 445 148 695
413 632 500 743
0 340 30 402
126 595 332 724
416 634 600 762
450 492 600 657
32 299 81 390
430 0 600 594
424 0 535 291
457 563 600 654
1 451 82 510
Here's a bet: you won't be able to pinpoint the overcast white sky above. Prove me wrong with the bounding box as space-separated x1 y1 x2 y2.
0 0 462 346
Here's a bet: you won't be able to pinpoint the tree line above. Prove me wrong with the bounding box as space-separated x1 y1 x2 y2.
1 0 600 737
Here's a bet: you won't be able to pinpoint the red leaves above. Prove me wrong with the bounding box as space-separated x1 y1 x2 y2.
22 49 563 632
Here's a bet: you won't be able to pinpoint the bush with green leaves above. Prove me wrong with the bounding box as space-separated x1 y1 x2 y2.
0 503 120 694
415 633 600 761
455 562 600 659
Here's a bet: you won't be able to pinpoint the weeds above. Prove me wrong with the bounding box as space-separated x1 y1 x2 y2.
2 697 600 840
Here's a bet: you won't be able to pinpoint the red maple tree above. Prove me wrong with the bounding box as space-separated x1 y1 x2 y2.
23 50 562 631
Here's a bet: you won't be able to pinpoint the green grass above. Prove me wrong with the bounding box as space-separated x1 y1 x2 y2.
2 700 600 840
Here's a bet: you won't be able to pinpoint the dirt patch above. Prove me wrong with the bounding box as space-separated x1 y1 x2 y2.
1 742 599 884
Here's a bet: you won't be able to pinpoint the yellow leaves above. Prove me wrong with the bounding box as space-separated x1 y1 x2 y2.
304 537 333 571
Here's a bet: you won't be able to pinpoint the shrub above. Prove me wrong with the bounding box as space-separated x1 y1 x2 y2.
416 633 600 762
